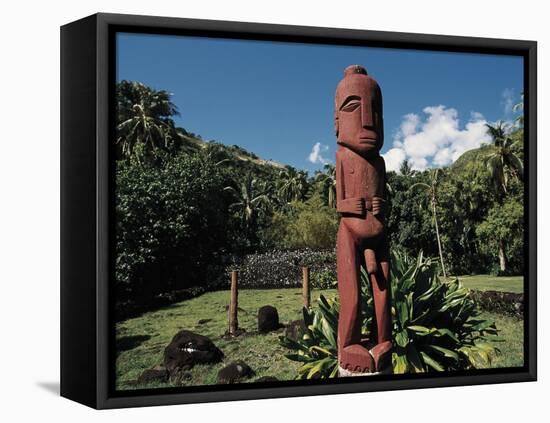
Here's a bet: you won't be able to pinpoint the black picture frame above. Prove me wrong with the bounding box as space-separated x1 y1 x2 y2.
60 12 537 409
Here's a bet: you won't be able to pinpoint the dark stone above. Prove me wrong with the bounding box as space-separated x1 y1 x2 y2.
138 366 168 384
284 319 307 342
217 361 255 384
255 376 278 383
164 330 223 374
258 305 280 333
197 318 212 325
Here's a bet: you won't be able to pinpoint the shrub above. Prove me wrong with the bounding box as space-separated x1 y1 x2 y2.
470 290 524 318
310 267 337 290
279 296 340 378
280 250 500 379
262 195 338 250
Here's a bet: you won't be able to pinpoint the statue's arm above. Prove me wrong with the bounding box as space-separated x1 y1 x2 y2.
336 151 365 216
372 155 387 217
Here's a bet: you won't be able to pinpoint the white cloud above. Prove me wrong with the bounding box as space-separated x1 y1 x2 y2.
383 105 491 172
308 142 331 165
400 113 420 137
383 148 407 173
501 88 515 115
471 111 485 121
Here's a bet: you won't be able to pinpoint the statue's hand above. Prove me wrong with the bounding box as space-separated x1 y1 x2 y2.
372 197 385 216
337 197 365 216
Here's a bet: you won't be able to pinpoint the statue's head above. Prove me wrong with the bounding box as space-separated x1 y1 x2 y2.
335 65 384 157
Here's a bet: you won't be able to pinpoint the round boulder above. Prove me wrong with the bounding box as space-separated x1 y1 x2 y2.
217 361 255 384
164 330 223 374
284 319 307 342
137 365 168 384
258 305 280 333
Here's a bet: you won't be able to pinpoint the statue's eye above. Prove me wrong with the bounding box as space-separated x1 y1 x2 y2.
341 99 360 112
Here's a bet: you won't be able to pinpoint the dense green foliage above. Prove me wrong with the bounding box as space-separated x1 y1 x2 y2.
386 126 524 275
115 154 233 303
280 250 500 378
476 198 524 274
262 195 338 250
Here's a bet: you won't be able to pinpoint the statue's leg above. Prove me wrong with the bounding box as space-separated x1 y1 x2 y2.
367 239 392 371
337 223 374 373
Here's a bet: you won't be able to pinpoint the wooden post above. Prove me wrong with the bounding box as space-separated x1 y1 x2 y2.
229 270 239 335
302 266 310 308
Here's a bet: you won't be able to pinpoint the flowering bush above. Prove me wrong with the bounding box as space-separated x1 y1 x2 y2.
226 249 335 289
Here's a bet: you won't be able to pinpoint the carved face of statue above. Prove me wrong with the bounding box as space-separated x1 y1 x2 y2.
335 65 384 157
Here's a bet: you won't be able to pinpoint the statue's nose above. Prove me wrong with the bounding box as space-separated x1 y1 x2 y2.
361 98 374 129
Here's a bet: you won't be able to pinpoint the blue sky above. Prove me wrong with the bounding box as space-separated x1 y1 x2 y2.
117 33 523 173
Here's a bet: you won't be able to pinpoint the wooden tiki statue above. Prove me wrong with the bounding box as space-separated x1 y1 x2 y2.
335 65 392 375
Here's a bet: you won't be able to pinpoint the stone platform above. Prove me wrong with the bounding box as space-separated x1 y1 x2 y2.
338 366 392 377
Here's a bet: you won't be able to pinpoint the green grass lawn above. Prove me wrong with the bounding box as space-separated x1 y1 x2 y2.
116 286 524 390
478 311 524 369
449 274 523 293
116 288 338 390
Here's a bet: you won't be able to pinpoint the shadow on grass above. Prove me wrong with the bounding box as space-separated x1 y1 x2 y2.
116 335 151 352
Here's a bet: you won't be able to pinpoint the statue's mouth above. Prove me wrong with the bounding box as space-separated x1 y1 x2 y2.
359 138 377 145
358 130 377 145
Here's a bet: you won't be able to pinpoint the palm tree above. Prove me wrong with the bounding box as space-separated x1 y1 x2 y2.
224 174 271 227
315 164 337 208
513 93 524 127
277 167 309 204
116 81 179 161
399 159 414 177
484 121 523 197
409 168 447 278
483 121 523 272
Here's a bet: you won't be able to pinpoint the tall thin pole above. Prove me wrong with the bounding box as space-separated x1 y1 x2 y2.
432 198 447 279
302 266 310 308
229 271 238 335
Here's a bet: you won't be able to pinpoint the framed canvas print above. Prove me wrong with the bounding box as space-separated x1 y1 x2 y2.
60 13 537 409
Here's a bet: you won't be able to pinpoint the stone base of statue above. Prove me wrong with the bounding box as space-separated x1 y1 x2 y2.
337 365 392 377
337 340 393 377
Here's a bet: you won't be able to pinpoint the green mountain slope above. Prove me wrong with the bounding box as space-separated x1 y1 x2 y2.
176 127 286 171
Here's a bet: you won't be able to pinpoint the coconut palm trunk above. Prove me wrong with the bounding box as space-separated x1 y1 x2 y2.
431 197 447 279
409 169 447 279
498 239 507 272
